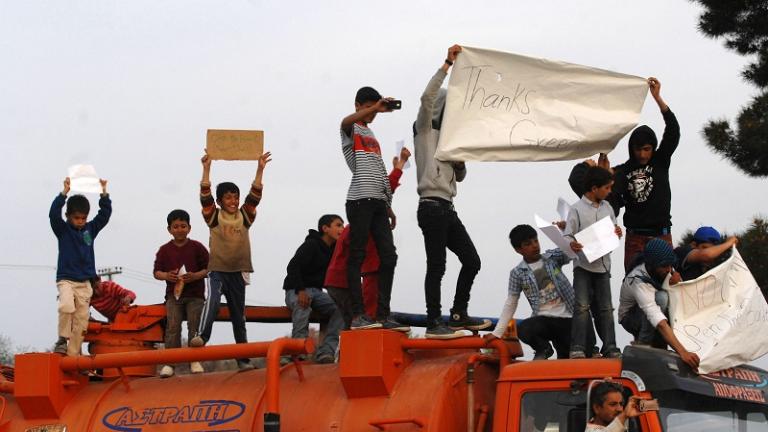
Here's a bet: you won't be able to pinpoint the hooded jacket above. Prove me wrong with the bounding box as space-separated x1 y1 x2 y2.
282 230 335 293
567 109 679 230
414 68 466 201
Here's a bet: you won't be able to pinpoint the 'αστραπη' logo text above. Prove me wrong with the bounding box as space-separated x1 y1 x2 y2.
101 399 245 432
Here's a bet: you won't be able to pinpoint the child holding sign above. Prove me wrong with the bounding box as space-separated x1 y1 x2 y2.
190 151 271 370
564 166 622 359
50 177 111 357
153 209 209 377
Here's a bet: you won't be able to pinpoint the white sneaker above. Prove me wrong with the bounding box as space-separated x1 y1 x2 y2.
159 365 174 378
190 362 204 374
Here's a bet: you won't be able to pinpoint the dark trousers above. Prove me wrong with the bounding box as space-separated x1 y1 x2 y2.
417 200 481 320
571 267 617 354
198 271 249 362
164 296 204 349
345 199 397 319
518 316 572 359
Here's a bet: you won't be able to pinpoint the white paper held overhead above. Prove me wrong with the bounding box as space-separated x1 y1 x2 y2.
67 164 102 194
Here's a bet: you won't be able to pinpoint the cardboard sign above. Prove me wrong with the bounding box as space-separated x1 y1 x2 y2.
206 129 264 160
668 248 768 373
436 46 648 162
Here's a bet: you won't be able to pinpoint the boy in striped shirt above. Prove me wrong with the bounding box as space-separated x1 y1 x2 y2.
340 86 407 331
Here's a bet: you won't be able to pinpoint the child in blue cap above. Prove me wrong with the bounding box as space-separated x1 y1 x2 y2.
674 226 738 281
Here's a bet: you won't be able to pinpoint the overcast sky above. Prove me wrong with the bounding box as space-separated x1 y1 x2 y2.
1 1 766 365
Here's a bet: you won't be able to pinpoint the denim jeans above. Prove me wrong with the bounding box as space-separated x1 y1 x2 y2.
285 288 344 357
620 289 669 349
345 199 397 319
417 200 481 320
571 267 617 353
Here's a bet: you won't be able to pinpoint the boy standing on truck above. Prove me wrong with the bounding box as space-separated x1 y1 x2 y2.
414 44 489 338
565 166 623 359
326 148 411 328
486 225 582 360
340 86 407 331
154 209 210 377
283 214 345 363
618 238 700 370
612 78 680 272
50 177 111 356
190 151 271 371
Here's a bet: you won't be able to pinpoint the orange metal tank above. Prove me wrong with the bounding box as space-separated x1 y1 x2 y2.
0 331 516 432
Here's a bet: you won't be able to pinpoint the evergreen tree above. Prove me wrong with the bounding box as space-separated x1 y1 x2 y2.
691 0 768 177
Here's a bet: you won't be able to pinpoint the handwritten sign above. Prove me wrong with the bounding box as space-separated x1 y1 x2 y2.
435 46 649 162
668 248 768 373
206 130 264 160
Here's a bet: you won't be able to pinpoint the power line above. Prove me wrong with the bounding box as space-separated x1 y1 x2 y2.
0 264 56 271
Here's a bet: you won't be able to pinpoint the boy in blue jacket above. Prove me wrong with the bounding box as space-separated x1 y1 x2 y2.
49 177 111 356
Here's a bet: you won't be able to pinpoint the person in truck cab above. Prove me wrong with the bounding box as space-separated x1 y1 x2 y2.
618 238 700 370
586 381 643 431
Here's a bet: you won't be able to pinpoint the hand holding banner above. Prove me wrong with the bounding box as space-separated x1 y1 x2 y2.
436 47 648 162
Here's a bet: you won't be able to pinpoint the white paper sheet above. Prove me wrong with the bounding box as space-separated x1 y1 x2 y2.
67 164 102 194
535 214 577 259
436 46 649 162
395 139 411 169
557 197 571 222
668 248 768 373
574 216 619 263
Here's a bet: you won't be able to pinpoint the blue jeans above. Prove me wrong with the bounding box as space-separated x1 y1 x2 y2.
285 288 344 357
620 290 669 349
571 268 617 354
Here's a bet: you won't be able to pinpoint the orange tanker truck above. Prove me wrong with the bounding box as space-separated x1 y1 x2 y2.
0 304 766 431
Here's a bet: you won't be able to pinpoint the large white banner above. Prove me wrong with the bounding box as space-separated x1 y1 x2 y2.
435 47 649 162
668 248 768 374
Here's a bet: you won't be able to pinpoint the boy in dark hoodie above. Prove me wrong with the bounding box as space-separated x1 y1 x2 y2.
283 214 346 363
569 78 679 272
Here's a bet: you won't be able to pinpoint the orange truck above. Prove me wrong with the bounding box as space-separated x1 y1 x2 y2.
0 304 766 431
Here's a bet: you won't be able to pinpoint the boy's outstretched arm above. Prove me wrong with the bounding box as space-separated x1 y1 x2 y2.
49 177 70 234
649 77 680 161
92 179 112 235
200 153 216 225
242 151 271 225
686 237 738 263
340 98 394 136
415 44 461 134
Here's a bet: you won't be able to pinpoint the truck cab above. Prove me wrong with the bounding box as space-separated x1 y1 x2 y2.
495 345 768 432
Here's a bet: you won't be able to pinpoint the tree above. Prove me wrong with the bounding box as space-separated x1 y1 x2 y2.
0 334 15 366
677 217 768 298
690 0 768 177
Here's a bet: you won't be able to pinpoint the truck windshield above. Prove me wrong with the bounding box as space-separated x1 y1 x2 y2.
656 390 768 431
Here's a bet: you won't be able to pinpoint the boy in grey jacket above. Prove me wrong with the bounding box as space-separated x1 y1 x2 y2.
414 44 490 339
565 166 623 358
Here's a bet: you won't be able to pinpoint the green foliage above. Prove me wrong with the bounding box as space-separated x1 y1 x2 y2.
690 0 768 177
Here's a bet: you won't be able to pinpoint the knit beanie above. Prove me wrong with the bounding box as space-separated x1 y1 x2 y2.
628 125 658 152
643 238 676 269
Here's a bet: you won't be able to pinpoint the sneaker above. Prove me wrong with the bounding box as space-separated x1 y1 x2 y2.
53 339 68 355
448 310 492 331
533 346 555 360
190 362 204 374
604 349 622 359
314 352 335 364
237 360 255 371
569 350 587 359
378 318 410 332
425 320 467 340
350 315 383 330
189 336 206 347
159 365 174 378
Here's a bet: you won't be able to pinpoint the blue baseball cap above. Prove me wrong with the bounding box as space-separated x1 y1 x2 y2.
693 226 722 244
